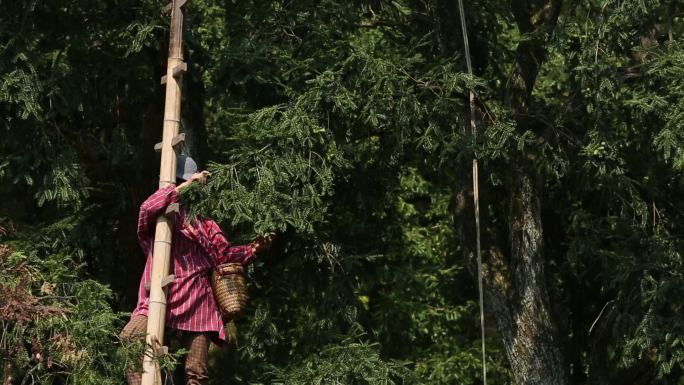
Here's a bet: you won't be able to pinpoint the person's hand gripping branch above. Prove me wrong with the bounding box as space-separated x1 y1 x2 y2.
176 170 211 193
252 233 276 254
173 168 276 255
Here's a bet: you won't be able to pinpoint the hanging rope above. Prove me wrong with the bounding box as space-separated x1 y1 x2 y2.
456 2 487 385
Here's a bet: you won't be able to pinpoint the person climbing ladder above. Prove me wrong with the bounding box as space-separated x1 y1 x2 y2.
120 155 273 385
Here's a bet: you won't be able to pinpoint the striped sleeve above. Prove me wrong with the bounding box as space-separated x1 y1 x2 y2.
182 218 257 266
223 244 257 266
137 185 179 254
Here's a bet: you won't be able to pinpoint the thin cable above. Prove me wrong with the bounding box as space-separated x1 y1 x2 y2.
456 1 487 385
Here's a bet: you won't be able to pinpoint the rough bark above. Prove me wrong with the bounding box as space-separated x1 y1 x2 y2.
455 166 568 385
452 1 570 384
504 169 568 385
503 2 569 384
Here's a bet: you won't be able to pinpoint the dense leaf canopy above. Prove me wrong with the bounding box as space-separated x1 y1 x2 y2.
1 1 683 384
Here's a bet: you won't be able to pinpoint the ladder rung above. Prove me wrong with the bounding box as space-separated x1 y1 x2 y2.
161 274 175 287
171 132 185 147
172 62 187 78
163 0 188 14
149 336 169 357
153 133 185 153
161 62 186 84
165 202 180 216
144 274 175 291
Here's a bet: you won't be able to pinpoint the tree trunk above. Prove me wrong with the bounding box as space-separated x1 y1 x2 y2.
455 167 569 385
452 1 570 384
503 168 568 385
500 1 569 383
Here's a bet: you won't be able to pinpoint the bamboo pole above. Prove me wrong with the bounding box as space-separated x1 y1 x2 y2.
457 1 487 384
141 1 187 384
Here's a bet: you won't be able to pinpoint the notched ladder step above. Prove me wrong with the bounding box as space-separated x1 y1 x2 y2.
144 274 176 291
149 336 170 357
172 132 185 147
160 62 187 85
154 133 185 152
172 61 187 78
162 0 187 15
152 345 169 356
165 202 180 215
161 274 175 287
161 62 188 85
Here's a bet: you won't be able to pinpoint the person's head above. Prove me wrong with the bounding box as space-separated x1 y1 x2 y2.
176 155 198 182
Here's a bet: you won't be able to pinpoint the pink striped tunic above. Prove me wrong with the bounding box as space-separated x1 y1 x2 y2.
132 185 255 345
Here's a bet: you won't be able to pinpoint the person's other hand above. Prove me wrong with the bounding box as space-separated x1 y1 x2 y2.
253 233 276 253
189 170 211 185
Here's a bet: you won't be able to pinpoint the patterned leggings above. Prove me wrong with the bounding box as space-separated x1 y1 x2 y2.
120 315 210 385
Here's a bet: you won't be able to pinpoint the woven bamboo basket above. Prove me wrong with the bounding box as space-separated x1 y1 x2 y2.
211 263 248 320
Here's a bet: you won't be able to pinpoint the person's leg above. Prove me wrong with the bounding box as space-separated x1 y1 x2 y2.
183 332 211 385
119 315 148 385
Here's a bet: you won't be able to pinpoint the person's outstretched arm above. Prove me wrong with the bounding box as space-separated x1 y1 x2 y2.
175 169 273 265
221 234 274 265
183 217 258 266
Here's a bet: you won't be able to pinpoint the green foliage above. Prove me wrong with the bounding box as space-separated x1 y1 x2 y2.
2 0 684 384
272 338 413 385
182 98 346 236
539 0 684 380
0 236 127 384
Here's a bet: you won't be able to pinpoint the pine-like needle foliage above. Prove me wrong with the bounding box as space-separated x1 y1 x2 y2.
2 0 684 384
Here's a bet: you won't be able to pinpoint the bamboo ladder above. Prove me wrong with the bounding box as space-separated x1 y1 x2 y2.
141 0 188 384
